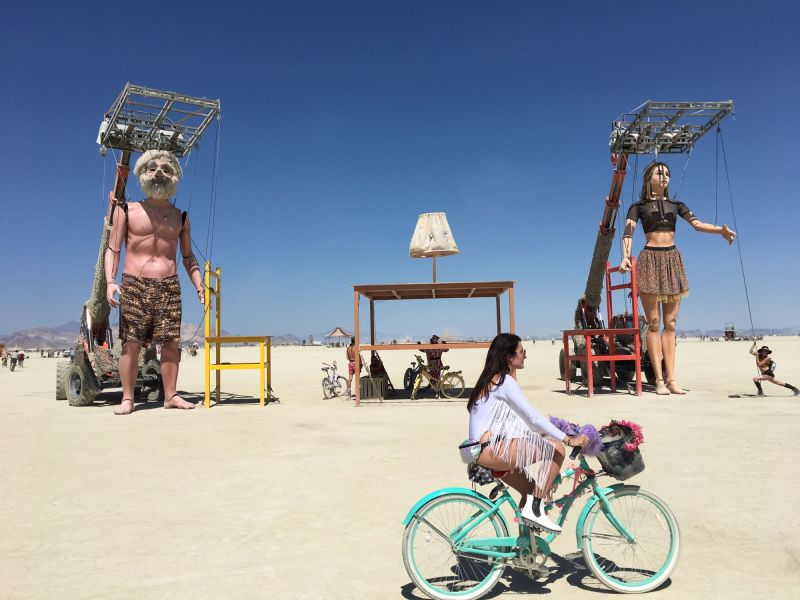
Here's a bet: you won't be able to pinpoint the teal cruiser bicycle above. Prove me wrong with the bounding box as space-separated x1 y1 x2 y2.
402 446 680 598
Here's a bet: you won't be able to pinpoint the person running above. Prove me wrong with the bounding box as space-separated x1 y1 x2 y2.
750 341 799 396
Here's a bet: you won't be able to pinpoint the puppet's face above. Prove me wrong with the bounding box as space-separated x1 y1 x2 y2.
648 165 670 196
139 156 180 200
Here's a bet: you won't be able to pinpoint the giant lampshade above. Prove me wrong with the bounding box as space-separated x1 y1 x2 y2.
409 212 459 258
409 212 458 282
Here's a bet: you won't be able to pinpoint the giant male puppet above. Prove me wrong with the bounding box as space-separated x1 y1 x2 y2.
105 150 204 415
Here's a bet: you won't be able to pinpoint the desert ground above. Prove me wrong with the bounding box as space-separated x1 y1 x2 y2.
1 336 799 599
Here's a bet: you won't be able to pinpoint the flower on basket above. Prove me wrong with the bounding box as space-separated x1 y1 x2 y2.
549 416 603 456
599 419 644 452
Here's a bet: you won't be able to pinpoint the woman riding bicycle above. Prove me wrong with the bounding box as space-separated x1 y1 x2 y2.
468 333 588 532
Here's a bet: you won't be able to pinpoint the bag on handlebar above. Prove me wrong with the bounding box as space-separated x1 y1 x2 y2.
596 427 645 481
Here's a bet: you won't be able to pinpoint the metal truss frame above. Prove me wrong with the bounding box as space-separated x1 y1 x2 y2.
97 83 221 157
609 100 734 155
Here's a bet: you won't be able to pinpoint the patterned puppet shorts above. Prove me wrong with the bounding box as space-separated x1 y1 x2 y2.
119 274 182 345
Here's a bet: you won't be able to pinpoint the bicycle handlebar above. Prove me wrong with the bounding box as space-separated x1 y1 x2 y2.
570 445 581 460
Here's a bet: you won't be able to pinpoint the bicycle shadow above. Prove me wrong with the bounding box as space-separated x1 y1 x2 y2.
398 551 673 597
366 387 475 403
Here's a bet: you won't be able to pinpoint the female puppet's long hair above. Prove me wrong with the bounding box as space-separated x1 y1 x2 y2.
467 333 521 412
640 161 671 202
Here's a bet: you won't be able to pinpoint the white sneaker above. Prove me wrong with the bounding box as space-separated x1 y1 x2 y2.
520 500 561 533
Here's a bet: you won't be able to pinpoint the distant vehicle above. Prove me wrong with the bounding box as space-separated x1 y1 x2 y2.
63 348 74 359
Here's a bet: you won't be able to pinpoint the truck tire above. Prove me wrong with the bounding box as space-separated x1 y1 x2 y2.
66 362 100 406
56 360 69 400
580 359 608 388
138 359 165 403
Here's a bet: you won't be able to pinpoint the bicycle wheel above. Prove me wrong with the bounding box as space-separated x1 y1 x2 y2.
321 378 334 399
581 486 680 593
403 368 415 391
440 373 465 399
335 376 348 397
403 493 509 600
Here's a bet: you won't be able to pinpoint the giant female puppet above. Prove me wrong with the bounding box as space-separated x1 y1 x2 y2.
104 150 204 415
619 162 735 395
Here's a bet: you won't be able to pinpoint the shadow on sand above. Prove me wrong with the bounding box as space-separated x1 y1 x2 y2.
399 550 673 597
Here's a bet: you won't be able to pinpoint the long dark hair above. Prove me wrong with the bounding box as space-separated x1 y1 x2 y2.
467 333 521 412
640 161 671 202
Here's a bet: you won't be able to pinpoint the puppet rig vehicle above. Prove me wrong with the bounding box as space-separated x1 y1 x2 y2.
559 100 734 390
56 83 220 406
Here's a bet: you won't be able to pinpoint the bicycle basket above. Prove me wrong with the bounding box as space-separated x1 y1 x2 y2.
596 431 645 481
467 462 496 485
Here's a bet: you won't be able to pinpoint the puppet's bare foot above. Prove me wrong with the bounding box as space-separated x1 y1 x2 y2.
114 399 134 415
165 393 195 410
655 379 670 395
666 380 686 395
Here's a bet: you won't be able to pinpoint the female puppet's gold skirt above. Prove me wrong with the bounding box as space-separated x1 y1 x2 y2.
637 246 689 304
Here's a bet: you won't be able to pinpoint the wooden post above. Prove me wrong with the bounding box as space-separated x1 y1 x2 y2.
259 340 265 407
215 267 221 405
563 333 572 395
267 337 272 400
354 289 361 407
585 334 594 398
204 262 212 408
508 287 515 333
432 256 437 283
370 300 375 345
496 296 501 335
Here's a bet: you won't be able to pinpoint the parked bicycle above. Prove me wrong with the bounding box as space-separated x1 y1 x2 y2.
321 361 349 399
409 354 465 399
403 358 422 392
402 445 680 598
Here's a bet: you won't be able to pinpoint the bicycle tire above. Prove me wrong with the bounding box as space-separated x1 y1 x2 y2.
581 486 680 593
403 368 415 392
440 373 465 399
335 376 348 397
402 493 509 600
321 378 334 399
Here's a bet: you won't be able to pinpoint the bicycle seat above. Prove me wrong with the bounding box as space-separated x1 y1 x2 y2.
467 463 496 485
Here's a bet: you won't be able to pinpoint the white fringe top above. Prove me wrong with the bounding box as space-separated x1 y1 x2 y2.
468 375 564 487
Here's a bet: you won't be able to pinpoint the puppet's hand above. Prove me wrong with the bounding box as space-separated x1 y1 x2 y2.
107 282 121 307
722 224 736 244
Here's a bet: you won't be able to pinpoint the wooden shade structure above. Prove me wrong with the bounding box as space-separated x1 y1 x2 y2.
325 326 352 346
352 280 515 406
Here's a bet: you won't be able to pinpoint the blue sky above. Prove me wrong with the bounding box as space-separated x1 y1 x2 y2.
1 1 797 339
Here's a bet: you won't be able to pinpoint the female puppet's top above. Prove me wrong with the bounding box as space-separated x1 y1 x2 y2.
469 375 565 488
626 199 696 234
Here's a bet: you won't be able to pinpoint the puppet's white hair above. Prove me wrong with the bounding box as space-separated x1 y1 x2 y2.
133 149 183 179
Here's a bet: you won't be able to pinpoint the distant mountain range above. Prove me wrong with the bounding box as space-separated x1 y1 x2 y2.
1 322 796 350
0 321 230 349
